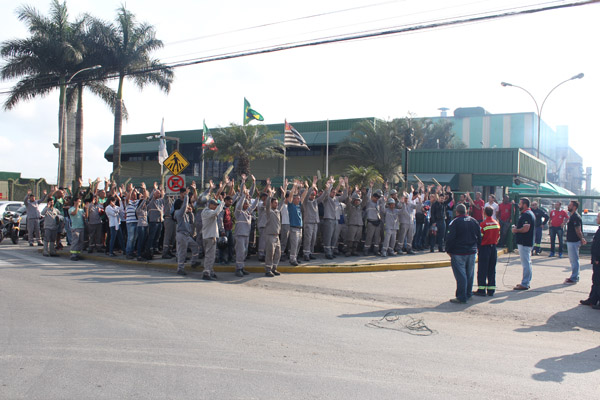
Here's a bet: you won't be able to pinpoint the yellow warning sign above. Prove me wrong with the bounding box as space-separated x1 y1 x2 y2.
163 150 189 176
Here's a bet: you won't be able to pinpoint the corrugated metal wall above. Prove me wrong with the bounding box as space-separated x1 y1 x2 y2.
408 148 545 183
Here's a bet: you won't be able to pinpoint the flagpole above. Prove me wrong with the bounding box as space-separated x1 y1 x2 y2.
325 119 330 178
283 119 287 183
283 146 286 184
201 146 205 189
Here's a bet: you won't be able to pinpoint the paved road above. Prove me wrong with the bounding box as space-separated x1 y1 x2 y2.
0 244 598 399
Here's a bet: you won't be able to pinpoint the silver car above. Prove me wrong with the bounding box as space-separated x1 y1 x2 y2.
581 211 599 244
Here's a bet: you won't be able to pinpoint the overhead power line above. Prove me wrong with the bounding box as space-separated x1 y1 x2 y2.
164 0 405 46
0 0 597 96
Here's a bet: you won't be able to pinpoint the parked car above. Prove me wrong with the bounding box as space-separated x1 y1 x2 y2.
17 204 47 238
581 210 599 244
0 201 24 216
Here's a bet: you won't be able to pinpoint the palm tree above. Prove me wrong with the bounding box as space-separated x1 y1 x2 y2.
334 119 405 182
1 0 85 186
66 79 126 188
1 1 124 187
345 165 383 189
95 6 174 184
212 124 284 176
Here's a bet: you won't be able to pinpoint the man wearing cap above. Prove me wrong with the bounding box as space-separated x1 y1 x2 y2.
381 197 400 257
302 176 320 261
344 189 364 257
201 182 225 280
174 188 202 276
445 203 481 304
364 182 385 256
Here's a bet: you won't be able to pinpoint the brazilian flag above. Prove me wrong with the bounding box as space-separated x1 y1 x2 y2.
244 97 264 125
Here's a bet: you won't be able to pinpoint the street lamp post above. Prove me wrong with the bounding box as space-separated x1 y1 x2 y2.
500 73 584 159
57 65 102 187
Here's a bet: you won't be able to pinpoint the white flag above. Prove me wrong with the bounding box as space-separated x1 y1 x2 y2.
158 117 168 164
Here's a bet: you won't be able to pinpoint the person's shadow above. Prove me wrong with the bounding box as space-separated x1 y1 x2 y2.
533 346 600 382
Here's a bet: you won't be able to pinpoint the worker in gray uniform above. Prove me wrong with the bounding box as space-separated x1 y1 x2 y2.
264 186 286 277
302 176 321 261
344 189 364 257
396 192 417 255
41 198 62 257
24 189 47 246
174 189 201 276
256 183 270 262
233 175 258 277
364 183 385 256
147 183 164 256
319 176 347 259
201 180 225 280
162 194 176 259
192 181 212 259
381 197 400 257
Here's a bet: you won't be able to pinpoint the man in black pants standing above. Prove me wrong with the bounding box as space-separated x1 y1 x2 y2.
474 207 500 296
580 212 600 308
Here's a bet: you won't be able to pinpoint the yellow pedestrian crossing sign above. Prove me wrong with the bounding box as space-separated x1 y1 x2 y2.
163 150 189 176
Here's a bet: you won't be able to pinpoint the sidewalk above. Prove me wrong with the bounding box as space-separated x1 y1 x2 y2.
32 244 507 274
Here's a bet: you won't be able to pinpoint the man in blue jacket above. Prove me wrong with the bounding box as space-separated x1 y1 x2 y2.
445 204 481 304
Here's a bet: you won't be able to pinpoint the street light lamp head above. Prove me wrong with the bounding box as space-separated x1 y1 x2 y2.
571 72 584 80
501 82 512 87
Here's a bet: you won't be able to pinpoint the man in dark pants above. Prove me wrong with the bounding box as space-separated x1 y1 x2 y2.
531 201 549 255
474 206 500 296
548 201 568 257
446 204 481 304
580 213 600 308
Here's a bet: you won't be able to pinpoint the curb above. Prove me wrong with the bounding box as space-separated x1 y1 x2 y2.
37 248 508 274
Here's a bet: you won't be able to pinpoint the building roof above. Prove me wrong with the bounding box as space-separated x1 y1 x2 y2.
104 117 375 158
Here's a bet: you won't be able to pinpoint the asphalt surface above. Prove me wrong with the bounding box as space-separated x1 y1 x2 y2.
0 243 598 399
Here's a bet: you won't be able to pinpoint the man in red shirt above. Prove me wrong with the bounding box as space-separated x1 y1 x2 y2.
548 201 569 257
469 191 485 222
474 206 501 296
497 195 513 247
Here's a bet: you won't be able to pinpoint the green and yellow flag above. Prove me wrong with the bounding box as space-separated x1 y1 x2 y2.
244 97 264 125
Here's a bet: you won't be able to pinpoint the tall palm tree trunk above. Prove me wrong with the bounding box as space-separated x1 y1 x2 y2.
75 83 83 185
58 76 67 187
112 75 124 184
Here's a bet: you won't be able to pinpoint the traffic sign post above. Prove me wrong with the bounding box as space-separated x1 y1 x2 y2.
166 174 186 195
163 150 189 176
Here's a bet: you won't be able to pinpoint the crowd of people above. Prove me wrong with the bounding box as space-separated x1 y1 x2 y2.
20 174 598 307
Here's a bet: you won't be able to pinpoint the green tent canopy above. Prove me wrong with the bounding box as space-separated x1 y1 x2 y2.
508 182 575 196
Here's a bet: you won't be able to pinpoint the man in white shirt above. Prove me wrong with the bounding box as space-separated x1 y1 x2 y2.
485 194 499 220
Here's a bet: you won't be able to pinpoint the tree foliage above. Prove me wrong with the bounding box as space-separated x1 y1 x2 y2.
334 116 462 182
345 165 383 188
212 124 284 176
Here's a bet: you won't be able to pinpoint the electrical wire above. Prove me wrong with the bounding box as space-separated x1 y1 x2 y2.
164 0 407 46
366 312 437 336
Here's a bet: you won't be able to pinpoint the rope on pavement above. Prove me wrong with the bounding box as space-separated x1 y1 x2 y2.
365 312 437 336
